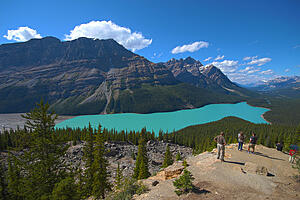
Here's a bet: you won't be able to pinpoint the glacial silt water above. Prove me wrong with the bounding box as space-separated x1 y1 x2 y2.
55 102 270 134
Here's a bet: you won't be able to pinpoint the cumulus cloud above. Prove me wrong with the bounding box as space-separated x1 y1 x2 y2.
247 57 271 66
214 55 225 61
210 60 239 73
171 41 209 54
3 26 42 42
65 20 152 52
260 69 273 75
204 57 212 62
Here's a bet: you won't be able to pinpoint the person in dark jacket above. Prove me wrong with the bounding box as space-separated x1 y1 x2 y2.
248 133 257 153
276 142 283 151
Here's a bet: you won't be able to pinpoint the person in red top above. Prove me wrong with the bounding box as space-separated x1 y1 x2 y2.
289 149 296 163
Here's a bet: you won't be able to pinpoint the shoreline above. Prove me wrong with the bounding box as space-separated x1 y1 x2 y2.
260 113 272 125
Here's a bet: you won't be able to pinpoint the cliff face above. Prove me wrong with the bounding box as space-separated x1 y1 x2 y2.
0 37 178 114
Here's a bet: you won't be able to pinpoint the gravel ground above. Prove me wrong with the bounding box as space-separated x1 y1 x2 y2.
0 113 75 131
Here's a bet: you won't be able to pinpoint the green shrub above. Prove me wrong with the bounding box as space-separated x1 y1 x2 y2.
173 169 194 196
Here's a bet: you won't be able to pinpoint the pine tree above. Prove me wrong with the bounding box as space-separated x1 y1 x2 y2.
7 156 23 199
81 123 95 197
133 137 150 179
0 163 7 200
173 169 194 196
8 100 68 199
176 152 182 161
115 162 123 189
183 159 188 168
91 125 111 199
52 176 80 200
162 145 173 168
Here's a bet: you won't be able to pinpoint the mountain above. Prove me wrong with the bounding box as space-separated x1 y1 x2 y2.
249 76 300 98
0 37 250 115
163 57 254 97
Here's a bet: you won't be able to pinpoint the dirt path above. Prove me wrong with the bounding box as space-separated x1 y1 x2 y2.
135 144 299 200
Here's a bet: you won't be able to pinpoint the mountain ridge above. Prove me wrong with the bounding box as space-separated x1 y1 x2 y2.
0 37 252 115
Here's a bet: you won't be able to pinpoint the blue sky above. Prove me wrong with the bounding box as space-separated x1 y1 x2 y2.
1 0 299 84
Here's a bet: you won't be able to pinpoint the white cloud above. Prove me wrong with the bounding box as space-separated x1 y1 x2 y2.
3 26 42 42
260 69 273 75
243 56 257 61
214 55 225 61
239 66 253 73
204 57 212 62
285 68 290 72
171 41 209 54
210 60 239 73
65 20 152 52
247 57 271 66
247 68 261 74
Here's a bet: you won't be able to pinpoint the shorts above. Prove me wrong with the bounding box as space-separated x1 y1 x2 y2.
249 144 255 149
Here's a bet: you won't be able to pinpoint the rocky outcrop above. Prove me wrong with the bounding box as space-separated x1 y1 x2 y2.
135 144 300 200
63 140 193 178
150 162 185 181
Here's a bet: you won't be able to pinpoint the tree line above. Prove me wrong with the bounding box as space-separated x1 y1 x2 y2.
0 102 299 199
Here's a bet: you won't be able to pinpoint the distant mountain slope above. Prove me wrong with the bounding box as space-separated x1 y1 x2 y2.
248 76 300 98
0 37 251 115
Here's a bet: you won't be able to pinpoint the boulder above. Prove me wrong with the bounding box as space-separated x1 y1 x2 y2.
151 162 184 181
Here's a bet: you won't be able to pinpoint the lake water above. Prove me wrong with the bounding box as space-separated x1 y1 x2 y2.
55 102 270 134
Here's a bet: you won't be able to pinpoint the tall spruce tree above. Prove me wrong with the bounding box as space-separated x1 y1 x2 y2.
8 100 68 199
162 145 173 168
115 162 123 189
133 137 150 179
91 125 111 199
81 123 95 197
0 163 7 200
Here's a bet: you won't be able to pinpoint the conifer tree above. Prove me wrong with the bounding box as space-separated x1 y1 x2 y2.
162 145 173 168
7 156 23 199
173 169 194 196
115 162 123 189
0 163 7 200
52 176 80 200
133 137 150 179
8 100 68 199
82 123 95 196
176 152 182 161
91 125 111 199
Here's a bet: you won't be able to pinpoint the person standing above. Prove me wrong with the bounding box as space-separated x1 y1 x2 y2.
238 132 244 151
248 133 257 153
214 132 226 161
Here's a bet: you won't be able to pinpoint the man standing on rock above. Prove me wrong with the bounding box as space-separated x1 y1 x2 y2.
248 133 257 154
214 132 226 161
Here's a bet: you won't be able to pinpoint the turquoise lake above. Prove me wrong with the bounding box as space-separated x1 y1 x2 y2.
55 102 270 134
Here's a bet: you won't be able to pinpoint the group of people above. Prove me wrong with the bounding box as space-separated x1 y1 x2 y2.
214 132 298 164
213 131 257 161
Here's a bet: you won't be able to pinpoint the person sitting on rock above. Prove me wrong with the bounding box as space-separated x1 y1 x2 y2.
248 133 257 154
214 132 226 162
276 142 283 151
238 132 244 151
